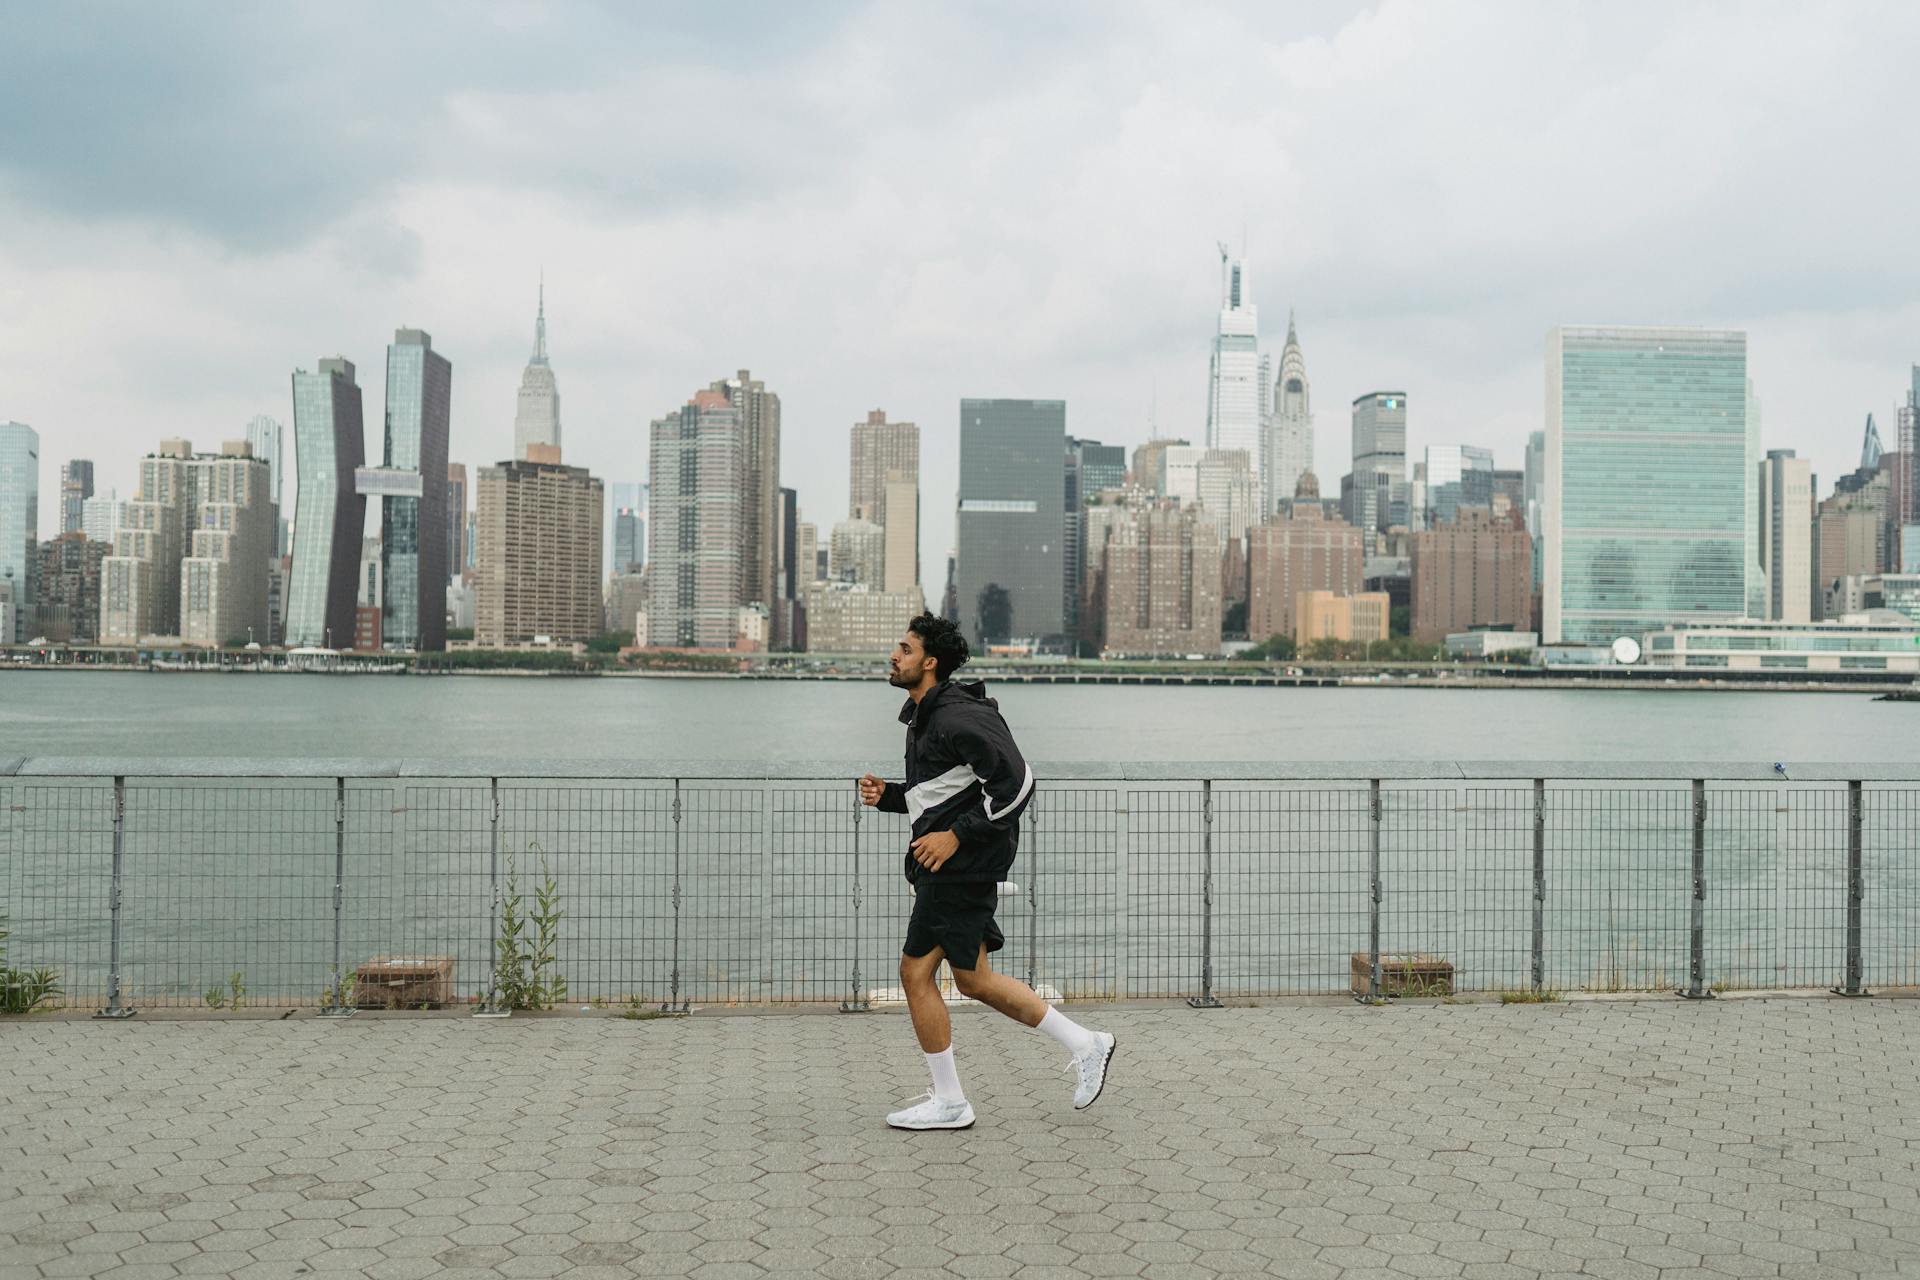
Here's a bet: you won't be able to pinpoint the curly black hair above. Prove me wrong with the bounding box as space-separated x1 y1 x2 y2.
908 612 970 681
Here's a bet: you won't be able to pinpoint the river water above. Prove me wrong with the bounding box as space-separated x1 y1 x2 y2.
2 673 1915 1008
3 670 1916 763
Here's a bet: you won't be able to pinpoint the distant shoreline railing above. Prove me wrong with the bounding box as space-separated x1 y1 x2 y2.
3 758 1917 1016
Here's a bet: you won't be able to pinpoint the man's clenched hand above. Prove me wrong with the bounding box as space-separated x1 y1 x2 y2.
858 774 886 807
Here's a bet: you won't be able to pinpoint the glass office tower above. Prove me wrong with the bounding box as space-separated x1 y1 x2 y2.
377 329 451 652
956 398 1066 649
287 360 366 648
1545 326 1748 645
0 422 39 641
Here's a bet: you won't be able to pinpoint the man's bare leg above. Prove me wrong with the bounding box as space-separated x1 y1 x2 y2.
949 945 1048 1026
900 948 953 1051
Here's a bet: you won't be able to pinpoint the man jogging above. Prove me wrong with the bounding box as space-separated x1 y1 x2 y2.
858 612 1116 1131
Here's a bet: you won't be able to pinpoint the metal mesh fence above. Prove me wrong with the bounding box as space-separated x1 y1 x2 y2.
1 769 1914 1011
1123 787 1204 999
1 780 115 1008
1212 785 1369 996
1865 785 1920 989
1458 786 1535 995
1542 785 1691 993
1029 785 1118 1000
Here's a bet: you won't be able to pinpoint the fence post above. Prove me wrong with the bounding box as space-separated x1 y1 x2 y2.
841 782 869 1012
1680 778 1713 999
1187 780 1223 1009
1357 778 1385 1005
761 785 775 1003
92 776 135 1020
1024 794 1039 993
1115 792 1132 1002
320 777 354 1018
474 778 507 1017
1833 780 1869 997
1532 778 1546 994
662 779 687 1013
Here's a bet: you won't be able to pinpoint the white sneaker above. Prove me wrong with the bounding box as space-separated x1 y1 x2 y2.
886 1092 975 1130
1069 1032 1117 1109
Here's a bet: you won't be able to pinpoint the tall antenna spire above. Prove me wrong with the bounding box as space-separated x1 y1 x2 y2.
532 272 549 365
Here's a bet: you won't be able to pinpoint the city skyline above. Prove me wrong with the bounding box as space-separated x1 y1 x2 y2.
4 4 1915 568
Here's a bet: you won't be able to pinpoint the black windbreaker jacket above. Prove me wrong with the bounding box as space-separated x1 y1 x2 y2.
876 679 1033 885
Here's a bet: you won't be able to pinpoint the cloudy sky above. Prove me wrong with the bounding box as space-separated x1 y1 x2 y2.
4 1 1917 567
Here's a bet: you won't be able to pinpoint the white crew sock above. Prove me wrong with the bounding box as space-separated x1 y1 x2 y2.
925 1047 964 1102
1036 1007 1098 1057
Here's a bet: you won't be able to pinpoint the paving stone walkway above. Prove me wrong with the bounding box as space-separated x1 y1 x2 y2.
4 997 1920 1279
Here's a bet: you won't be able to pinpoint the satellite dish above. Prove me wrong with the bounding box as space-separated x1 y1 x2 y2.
1611 636 1642 665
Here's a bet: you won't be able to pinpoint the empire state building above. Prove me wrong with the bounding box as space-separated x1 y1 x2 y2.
513 283 561 460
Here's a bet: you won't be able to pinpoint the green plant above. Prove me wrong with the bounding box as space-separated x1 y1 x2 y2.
1499 989 1563 1004
203 972 246 1009
0 915 63 1016
489 846 567 1011
319 970 359 1012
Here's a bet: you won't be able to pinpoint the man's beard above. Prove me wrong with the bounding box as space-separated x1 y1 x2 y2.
887 665 916 687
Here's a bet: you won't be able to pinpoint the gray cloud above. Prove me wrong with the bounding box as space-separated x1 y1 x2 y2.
2 0 1915 569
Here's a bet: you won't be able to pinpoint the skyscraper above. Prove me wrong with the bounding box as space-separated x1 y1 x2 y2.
245 416 287 556
1410 509 1533 643
101 438 268 645
474 457 603 646
1265 314 1313 513
1087 504 1223 657
82 491 122 546
957 399 1066 648
59 459 93 536
1523 430 1546 537
1248 500 1365 642
287 358 367 649
829 518 887 586
512 283 560 461
180 442 273 647
101 441 193 644
608 481 647 576
711 370 781 613
1544 326 1748 645
1744 378 1765 619
446 463 468 584
35 532 107 644
850 410 919 523
1195 449 1257 542
1063 436 1126 647
774 485 799 648
1423 444 1495 527
361 328 451 652
1900 367 1920 570
882 473 918 595
612 506 640 576
0 423 39 642
1347 392 1408 547
1759 449 1815 624
647 390 742 648
849 410 919 607
1861 414 1884 472
1205 253 1267 493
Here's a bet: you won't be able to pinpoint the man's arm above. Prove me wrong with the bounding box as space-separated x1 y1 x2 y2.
946 712 1033 848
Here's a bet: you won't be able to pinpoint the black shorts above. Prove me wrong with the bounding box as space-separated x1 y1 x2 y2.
902 881 1004 971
